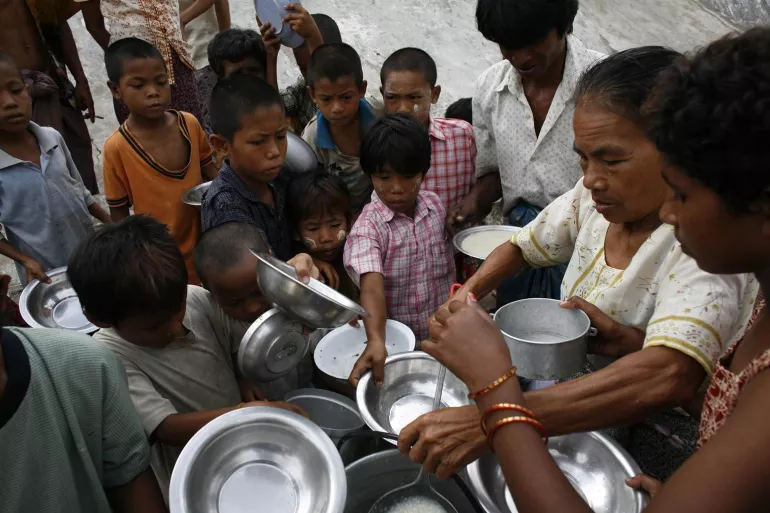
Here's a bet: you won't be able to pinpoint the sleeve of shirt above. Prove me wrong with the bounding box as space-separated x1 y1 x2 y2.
100 349 153 488
103 138 132 209
644 253 759 376
189 114 213 166
343 217 385 287
473 81 498 179
510 179 591 268
300 120 324 160
120 359 178 438
57 131 95 207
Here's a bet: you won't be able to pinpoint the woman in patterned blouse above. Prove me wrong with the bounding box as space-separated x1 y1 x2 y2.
417 28 770 513
399 46 759 481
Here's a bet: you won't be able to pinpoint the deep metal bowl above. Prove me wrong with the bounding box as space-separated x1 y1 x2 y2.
286 130 319 174
356 352 471 442
284 388 364 442
19 266 96 333
345 450 478 513
181 181 211 208
170 406 346 513
253 252 368 329
467 431 647 513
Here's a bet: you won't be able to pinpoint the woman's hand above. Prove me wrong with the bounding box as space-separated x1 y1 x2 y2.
559 296 645 357
423 295 512 392
398 405 487 479
626 474 662 498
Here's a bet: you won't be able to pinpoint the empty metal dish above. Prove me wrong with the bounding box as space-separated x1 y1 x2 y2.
19 266 96 333
170 406 346 513
284 388 364 443
356 352 471 443
467 431 647 513
238 308 310 383
253 251 368 329
181 181 211 208
286 131 319 173
453 225 520 261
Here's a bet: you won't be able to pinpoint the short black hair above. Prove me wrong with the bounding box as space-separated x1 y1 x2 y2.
312 14 342 45
380 47 438 88
361 113 431 178
444 97 473 124
307 43 364 89
209 73 284 141
207 28 267 78
104 37 165 83
575 46 681 125
648 28 770 214
287 171 352 228
476 0 579 50
194 222 268 287
68 216 187 326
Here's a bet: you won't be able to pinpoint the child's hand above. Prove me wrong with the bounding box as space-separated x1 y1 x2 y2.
258 20 281 60
348 339 388 387
626 474 662 498
287 253 321 283
22 257 51 284
244 400 310 419
312 258 340 290
237 377 266 401
282 3 320 41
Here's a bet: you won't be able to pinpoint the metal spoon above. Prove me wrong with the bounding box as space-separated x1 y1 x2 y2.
367 364 457 513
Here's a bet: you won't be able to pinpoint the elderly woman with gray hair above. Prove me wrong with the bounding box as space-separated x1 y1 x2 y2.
399 45 759 482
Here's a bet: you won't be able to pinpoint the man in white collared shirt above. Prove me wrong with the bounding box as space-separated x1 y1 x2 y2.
450 0 603 303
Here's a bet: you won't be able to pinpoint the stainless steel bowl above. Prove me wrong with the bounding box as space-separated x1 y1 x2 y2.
180 181 211 208
345 450 478 513
467 431 647 513
19 266 96 333
356 352 471 441
284 388 364 442
238 308 310 383
170 406 346 513
253 251 368 329
453 225 520 260
286 131 320 174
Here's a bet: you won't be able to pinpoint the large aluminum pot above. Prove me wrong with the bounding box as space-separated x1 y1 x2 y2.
494 298 594 380
344 450 478 513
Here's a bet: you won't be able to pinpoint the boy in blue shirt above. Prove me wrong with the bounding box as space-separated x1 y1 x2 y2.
0 53 110 285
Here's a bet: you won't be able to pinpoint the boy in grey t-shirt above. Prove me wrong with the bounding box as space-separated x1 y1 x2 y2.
68 216 308 499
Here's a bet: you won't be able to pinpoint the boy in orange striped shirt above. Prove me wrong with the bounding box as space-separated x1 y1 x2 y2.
102 38 217 284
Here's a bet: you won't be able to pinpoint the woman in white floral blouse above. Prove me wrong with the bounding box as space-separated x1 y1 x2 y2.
399 46 758 481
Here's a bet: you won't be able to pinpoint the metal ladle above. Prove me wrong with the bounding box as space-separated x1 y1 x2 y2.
367 365 457 513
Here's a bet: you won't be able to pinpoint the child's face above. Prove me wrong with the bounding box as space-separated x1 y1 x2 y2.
309 76 367 126
211 104 288 185
206 257 271 323
381 70 440 127
298 210 349 262
0 61 31 134
112 303 188 349
372 164 423 215
109 57 170 120
222 57 267 81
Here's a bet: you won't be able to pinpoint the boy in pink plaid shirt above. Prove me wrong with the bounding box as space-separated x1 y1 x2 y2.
345 114 455 385
380 48 476 214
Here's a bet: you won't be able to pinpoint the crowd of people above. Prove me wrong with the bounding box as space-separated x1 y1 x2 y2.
0 0 768 511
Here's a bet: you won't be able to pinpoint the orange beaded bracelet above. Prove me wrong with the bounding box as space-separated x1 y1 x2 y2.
486 416 548 450
479 403 537 436
468 367 517 400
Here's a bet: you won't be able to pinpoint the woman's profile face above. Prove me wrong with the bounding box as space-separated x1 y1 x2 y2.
573 102 669 225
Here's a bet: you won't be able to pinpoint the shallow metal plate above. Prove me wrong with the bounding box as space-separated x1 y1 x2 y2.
180 181 211 207
19 266 96 333
356 352 471 445
453 225 521 260
467 431 648 513
238 308 310 382
170 406 346 513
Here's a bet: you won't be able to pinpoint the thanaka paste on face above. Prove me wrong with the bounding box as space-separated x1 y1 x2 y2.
303 237 317 250
337 229 347 241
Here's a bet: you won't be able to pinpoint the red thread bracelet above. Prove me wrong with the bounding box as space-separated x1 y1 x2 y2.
486 416 548 450
480 403 537 436
468 367 517 400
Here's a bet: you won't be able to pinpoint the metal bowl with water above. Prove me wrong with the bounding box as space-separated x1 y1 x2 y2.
467 431 647 513
169 406 346 513
19 267 96 333
356 352 471 441
253 252 368 329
